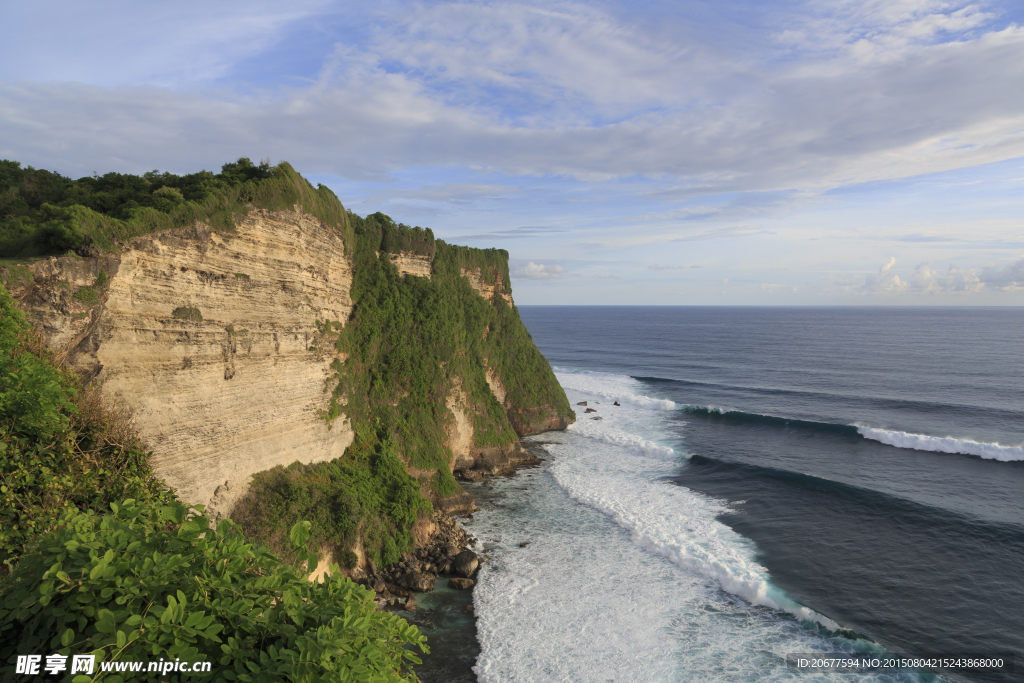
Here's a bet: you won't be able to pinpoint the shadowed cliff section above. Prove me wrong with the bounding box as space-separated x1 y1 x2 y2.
1 160 574 577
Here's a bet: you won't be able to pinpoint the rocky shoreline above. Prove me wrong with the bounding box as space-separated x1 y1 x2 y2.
352 440 550 681
355 510 486 613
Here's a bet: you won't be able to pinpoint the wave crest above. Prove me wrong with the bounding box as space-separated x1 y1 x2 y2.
857 427 1024 462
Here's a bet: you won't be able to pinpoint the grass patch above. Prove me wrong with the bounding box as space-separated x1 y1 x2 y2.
233 272 250 280
234 432 431 568
0 263 33 290
172 305 202 322
71 285 98 306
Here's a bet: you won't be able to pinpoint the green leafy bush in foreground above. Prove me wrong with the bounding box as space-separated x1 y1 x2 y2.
0 284 173 571
0 500 427 682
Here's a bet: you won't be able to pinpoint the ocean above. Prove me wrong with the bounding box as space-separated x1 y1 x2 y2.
461 307 1024 683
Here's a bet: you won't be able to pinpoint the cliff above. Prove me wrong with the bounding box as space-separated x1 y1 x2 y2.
7 210 355 520
1 162 574 572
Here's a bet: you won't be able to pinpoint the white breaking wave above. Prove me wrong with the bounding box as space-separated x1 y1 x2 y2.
550 449 840 631
470 370 899 682
569 421 681 461
554 373 839 630
554 367 677 410
858 427 1024 462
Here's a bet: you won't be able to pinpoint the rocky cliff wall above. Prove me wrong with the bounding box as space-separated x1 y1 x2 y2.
9 208 357 518
5 206 567 524
461 266 513 305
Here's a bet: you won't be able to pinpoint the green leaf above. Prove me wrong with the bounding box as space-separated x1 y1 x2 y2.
96 608 116 634
288 520 311 549
60 627 75 647
116 630 127 648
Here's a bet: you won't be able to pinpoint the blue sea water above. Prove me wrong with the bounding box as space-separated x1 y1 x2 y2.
464 307 1024 683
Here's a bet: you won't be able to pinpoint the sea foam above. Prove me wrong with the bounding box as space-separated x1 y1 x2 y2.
469 371 906 682
554 371 837 627
857 427 1024 462
554 367 678 410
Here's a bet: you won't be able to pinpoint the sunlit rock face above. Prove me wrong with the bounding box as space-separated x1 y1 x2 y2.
17 209 355 518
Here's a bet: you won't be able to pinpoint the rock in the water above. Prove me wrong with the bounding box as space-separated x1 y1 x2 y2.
405 595 417 611
371 578 386 593
591 416 602 420
401 572 436 592
576 401 587 406
454 550 479 578
613 401 620 406
585 408 597 413
465 604 474 614
519 541 530 547
448 577 475 590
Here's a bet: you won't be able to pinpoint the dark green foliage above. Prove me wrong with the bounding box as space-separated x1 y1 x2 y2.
340 550 359 569
72 285 99 306
369 213 436 258
327 217 518 473
433 240 510 288
1 263 34 289
93 269 108 290
0 159 352 259
233 272 250 280
233 434 431 569
0 501 427 682
0 285 174 572
172 306 203 322
312 213 569 520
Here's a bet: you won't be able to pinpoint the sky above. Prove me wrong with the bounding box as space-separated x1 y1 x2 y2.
1 0 1022 305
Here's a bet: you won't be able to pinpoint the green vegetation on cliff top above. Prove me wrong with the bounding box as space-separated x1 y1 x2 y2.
0 158 352 258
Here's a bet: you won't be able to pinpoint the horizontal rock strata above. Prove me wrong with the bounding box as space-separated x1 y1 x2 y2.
16 209 355 518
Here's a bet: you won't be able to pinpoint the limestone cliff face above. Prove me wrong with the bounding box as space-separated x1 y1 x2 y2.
461 266 513 305
390 252 433 279
12 209 355 518
7 205 571 523
443 382 538 489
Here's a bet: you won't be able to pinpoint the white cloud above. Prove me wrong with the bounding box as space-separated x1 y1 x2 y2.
860 257 909 292
979 257 1024 290
831 256 1022 295
513 262 565 279
759 283 800 293
1 1 1023 193
909 261 983 292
